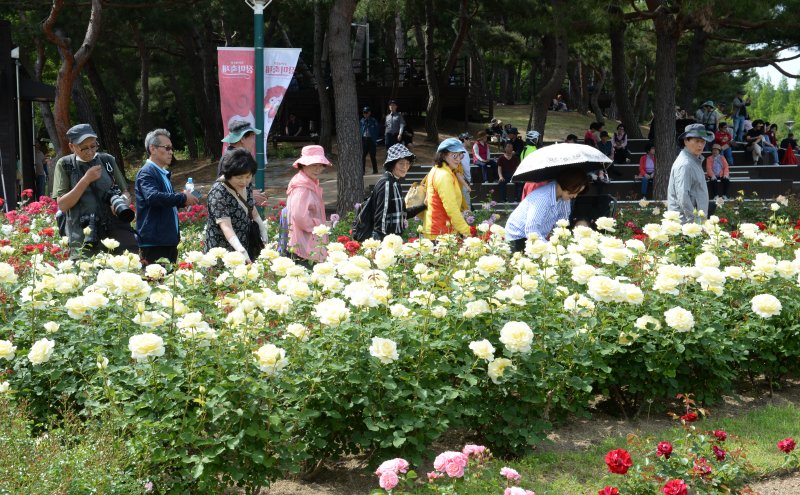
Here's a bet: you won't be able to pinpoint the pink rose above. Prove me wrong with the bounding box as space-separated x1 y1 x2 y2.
445 461 465 478
379 470 399 491
463 444 487 458
504 488 535 495
500 466 522 481
427 471 443 481
433 451 469 478
376 458 410 476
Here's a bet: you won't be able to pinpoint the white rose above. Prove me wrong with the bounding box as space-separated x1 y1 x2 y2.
0 262 18 284
695 252 720 269
681 223 703 237
373 248 397 270
28 338 55 365
271 257 297 276
312 224 331 237
487 358 513 384
723 266 745 280
499 321 533 354
751 294 782 318
145 264 167 280
380 234 404 251
222 250 247 267
128 333 165 362
639 198 650 207
563 293 595 315
254 344 288 375
369 337 399 364
475 255 506 275
0 339 16 360
619 283 644 305
284 323 310 341
132 311 169 328
431 306 448 318
595 217 616 232
587 276 621 303
463 299 491 318
101 238 120 251
0 381 8 394
468 339 495 361
390 303 411 319
664 307 695 332
96 356 109 369
770 202 780 212
634 315 661 331
314 298 351 326
571 264 596 284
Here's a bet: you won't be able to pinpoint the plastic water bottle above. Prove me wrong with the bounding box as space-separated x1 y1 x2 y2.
184 177 194 194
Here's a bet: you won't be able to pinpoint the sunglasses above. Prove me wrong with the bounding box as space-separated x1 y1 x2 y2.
77 143 100 152
155 145 174 152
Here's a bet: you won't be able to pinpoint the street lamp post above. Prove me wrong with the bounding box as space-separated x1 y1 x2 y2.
245 0 273 190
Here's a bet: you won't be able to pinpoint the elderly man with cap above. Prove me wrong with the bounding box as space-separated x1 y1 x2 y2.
52 123 137 258
667 123 714 224
218 120 268 206
135 128 199 265
384 99 405 149
360 106 380 174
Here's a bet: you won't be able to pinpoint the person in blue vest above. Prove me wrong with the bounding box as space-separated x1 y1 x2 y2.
134 128 199 265
360 106 380 174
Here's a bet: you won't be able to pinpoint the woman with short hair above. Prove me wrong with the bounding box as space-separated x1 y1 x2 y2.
369 143 427 240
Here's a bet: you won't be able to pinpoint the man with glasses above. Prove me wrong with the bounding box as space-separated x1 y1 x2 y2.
52 123 137 258
134 128 199 265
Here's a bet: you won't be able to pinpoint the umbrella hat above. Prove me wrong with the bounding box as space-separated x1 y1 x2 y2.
512 143 611 183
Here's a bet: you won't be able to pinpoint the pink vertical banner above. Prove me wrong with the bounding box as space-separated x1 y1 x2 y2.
218 47 301 158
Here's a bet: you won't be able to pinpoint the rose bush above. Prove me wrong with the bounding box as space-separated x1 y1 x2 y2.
1 194 800 491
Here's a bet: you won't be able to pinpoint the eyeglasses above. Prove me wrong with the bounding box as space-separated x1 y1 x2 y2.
155 145 174 152
78 143 99 152
450 151 465 157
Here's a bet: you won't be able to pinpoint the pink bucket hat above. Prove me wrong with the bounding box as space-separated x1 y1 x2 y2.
292 145 332 168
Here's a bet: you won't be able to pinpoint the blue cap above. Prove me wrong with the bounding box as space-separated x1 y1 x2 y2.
436 137 468 154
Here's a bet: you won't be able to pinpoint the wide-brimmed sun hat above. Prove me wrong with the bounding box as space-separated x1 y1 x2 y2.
222 120 262 143
292 145 332 168
712 143 722 150
678 123 714 142
701 100 715 109
437 137 467 154
384 143 416 168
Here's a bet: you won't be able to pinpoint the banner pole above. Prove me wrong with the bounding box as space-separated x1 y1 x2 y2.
250 0 267 190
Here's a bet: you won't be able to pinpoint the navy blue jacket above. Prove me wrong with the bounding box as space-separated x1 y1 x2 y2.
135 161 188 247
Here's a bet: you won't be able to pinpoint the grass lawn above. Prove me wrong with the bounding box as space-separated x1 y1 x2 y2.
406 404 800 494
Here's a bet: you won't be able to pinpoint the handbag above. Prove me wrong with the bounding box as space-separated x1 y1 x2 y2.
405 171 429 210
223 181 265 260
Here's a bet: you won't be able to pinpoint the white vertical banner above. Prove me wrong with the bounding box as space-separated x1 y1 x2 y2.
262 48 301 141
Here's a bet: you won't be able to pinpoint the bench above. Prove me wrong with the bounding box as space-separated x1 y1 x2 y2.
271 134 319 151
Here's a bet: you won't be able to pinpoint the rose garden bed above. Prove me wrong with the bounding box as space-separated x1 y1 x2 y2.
0 191 799 493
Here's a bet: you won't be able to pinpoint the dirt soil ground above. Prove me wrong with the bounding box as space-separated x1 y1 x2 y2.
258 384 800 495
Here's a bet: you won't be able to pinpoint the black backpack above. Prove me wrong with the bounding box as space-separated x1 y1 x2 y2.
351 178 388 242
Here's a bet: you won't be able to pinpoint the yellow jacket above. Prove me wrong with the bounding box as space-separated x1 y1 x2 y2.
422 164 471 238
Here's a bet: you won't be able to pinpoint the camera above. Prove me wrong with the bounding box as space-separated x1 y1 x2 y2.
104 186 135 223
80 213 100 247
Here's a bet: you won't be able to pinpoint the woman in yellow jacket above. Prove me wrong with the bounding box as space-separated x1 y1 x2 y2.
423 138 472 239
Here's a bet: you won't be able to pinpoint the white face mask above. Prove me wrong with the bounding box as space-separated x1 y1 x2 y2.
75 152 98 163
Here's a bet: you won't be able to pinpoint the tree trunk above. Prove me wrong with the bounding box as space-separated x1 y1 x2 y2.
421 0 441 142
199 21 223 157
70 75 99 140
567 62 582 114
589 68 606 123
678 27 708 112
579 61 590 114
41 0 103 154
651 10 681 200
609 4 643 138
633 65 652 124
135 26 152 139
33 41 59 151
531 15 568 136
178 30 217 157
384 17 400 96
312 1 333 151
168 73 198 159
327 0 361 215
85 60 125 171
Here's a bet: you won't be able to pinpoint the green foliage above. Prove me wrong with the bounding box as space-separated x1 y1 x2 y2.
0 400 144 495
748 76 800 136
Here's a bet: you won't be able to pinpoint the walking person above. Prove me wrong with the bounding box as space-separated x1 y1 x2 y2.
218 120 268 206
360 106 380 174
286 145 332 264
369 144 427 240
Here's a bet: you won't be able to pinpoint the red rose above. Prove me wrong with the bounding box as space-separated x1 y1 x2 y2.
178 262 193 270
730 230 739 238
40 227 55 237
604 449 633 475
693 457 712 476
633 233 648 242
598 487 619 495
680 411 698 422
656 441 673 459
713 445 726 461
21 189 33 198
718 217 728 224
778 437 796 453
344 241 361 254
337 235 351 243
756 222 767 231
661 479 687 495
0 197 4 207
713 430 727 442
469 225 478 236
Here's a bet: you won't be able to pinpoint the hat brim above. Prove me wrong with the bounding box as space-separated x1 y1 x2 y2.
679 131 715 142
221 128 262 143
70 133 98 144
292 156 333 169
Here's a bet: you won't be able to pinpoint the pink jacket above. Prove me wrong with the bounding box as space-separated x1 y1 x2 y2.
286 171 328 262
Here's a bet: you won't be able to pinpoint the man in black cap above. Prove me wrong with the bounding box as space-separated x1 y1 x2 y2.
52 123 137 258
505 128 525 156
360 106 380 174
384 100 405 149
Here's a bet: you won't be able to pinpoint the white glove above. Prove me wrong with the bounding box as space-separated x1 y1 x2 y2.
227 236 251 263
254 217 268 242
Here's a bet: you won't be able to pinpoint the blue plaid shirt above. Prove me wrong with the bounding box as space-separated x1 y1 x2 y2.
505 181 571 241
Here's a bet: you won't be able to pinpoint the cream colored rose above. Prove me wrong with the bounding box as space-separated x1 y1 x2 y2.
487 358 513 384
587 276 621 303
101 238 120 251
776 260 797 279
361 238 381 250
634 315 661 331
114 272 151 300
284 323 310 341
64 296 91 319
145 264 167 280
469 339 495 361
723 266 745 280
128 333 165 362
475 255 505 275
0 381 8 393
96 356 109 369
694 252 720 269
595 216 616 232
499 321 533 354
563 293 595 315
661 220 682 236
751 294 781 318
619 284 644 305
28 338 55 365
222 250 247 267
312 224 331 237
0 339 16 360
462 299 490 318
314 298 351 326
254 344 288 375
681 223 703 237
431 306 448 318
0 262 18 284
369 337 399 364
133 311 169 328
326 242 345 253
664 307 694 332
390 304 411 319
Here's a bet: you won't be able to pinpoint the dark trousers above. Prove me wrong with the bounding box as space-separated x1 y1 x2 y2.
385 133 398 149
707 178 730 198
35 174 47 199
499 179 522 203
362 137 377 172
140 245 179 265
509 238 526 253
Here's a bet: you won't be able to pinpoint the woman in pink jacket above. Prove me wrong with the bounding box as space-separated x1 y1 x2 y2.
286 145 331 264
705 143 730 199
